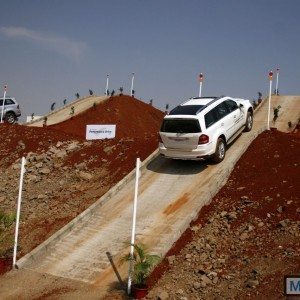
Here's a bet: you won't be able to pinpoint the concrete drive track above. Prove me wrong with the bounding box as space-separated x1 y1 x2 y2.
16 96 299 295
269 95 300 132
27 95 109 126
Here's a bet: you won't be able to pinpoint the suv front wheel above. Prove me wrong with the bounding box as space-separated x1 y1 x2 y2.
212 138 226 163
5 112 17 124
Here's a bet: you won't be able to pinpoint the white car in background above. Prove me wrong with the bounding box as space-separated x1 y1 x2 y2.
0 97 21 124
159 96 253 163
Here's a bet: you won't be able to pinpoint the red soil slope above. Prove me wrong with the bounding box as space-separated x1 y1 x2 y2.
147 128 300 299
0 96 164 275
50 95 163 139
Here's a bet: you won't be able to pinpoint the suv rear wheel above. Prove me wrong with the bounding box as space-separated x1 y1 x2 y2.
5 112 17 124
212 138 226 163
244 111 253 132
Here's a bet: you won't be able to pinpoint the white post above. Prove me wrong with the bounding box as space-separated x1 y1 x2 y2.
13 157 26 268
267 71 273 131
130 73 135 96
105 75 109 96
127 157 140 295
275 68 279 95
198 73 203 97
0 85 7 123
199 82 203 97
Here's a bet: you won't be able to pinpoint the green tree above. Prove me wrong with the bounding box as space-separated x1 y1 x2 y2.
122 243 160 286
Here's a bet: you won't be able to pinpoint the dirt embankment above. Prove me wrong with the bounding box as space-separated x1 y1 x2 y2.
0 95 164 274
144 128 300 300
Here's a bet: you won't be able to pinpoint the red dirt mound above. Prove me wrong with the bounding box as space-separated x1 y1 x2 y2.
0 123 82 166
0 96 164 277
50 95 163 139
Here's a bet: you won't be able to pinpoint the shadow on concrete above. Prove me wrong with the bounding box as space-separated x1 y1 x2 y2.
146 154 208 175
106 251 126 291
104 252 133 298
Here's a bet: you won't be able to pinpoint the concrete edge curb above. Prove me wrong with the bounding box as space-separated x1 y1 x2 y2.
16 149 159 268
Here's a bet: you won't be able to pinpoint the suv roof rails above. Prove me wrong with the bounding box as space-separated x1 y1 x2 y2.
171 96 227 115
205 96 226 107
190 95 227 111
191 96 218 99
181 96 217 106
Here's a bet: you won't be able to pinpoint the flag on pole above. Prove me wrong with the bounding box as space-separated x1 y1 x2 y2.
198 73 204 82
269 71 273 80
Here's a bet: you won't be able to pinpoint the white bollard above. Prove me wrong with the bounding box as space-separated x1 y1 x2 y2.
13 157 26 268
127 157 140 295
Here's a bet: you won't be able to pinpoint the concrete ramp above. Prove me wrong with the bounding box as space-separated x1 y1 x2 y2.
270 95 300 132
16 95 299 295
27 95 109 126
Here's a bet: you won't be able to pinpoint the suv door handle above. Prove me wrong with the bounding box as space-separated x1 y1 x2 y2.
233 115 237 118
221 122 224 126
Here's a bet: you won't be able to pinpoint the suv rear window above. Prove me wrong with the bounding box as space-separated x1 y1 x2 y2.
161 119 201 133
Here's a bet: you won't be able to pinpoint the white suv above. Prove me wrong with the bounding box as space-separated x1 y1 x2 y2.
0 97 21 124
159 96 253 163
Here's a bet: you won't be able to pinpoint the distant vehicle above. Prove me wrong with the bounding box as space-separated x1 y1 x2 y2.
159 96 253 163
0 97 21 124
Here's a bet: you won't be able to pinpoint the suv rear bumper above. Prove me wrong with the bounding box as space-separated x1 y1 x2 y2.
159 143 214 160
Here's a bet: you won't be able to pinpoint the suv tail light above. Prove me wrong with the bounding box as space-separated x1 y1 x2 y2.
198 134 209 144
158 132 163 143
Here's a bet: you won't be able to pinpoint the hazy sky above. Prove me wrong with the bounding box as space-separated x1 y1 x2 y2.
0 0 299 121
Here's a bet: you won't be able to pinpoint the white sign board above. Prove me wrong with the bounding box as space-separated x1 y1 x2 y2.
86 125 116 140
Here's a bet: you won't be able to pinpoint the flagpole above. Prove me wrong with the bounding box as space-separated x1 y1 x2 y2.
130 73 135 96
267 71 273 130
275 68 279 95
198 73 203 97
105 75 109 96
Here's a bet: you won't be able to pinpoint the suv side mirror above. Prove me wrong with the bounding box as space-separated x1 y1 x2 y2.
239 103 244 108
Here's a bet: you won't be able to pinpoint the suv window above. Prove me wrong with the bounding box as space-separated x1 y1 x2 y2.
214 102 229 120
0 99 14 106
205 102 230 128
225 100 238 112
205 110 218 128
161 119 201 133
